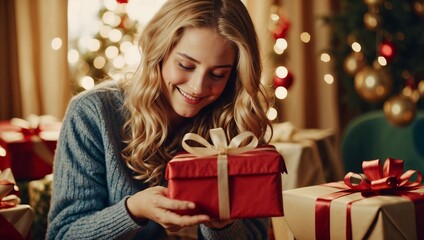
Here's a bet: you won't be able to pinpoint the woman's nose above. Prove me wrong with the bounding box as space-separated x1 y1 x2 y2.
188 71 207 95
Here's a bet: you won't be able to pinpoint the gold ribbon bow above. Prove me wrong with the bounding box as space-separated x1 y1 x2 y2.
181 128 258 219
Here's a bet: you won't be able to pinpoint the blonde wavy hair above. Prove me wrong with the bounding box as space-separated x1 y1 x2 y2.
121 0 272 186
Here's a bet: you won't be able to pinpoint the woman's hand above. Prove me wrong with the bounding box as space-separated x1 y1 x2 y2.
126 186 210 232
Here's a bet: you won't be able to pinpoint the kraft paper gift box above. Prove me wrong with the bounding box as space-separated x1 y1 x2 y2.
0 115 61 180
0 168 35 240
165 128 286 220
283 158 424 240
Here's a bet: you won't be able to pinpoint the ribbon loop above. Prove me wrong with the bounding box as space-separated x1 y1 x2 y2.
344 158 422 193
182 128 258 156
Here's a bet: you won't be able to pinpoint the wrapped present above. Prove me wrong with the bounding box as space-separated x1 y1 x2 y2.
0 115 61 180
283 158 424 240
271 122 344 184
165 128 286 220
0 168 34 240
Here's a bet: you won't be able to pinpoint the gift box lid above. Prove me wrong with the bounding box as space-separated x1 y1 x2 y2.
166 145 285 179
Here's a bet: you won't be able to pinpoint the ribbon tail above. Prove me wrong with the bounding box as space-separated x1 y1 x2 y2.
217 154 230 219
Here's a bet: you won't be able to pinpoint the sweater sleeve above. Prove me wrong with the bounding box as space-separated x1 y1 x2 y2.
46 92 142 240
199 218 269 240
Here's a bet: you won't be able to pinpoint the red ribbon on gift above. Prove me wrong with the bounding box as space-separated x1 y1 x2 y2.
315 158 424 240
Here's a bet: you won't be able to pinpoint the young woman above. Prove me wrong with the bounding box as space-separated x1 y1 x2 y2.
47 0 272 239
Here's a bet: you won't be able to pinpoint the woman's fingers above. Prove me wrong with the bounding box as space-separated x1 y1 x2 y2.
127 186 211 231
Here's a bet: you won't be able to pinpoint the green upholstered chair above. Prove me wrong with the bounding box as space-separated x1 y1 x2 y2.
341 110 424 174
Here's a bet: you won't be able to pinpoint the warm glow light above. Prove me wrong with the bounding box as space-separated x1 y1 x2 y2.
392 103 401 115
113 55 126 68
100 25 112 38
381 44 393 56
351 42 361 52
87 39 101 51
120 41 132 53
324 74 334 84
274 38 288 55
80 76 95 90
275 86 288 99
0 146 6 157
102 11 116 25
365 75 376 88
68 49 80 64
109 29 123 42
125 46 141 66
51 37 62 50
105 46 119 59
267 107 278 121
93 56 106 69
300 32 311 43
78 36 91 50
275 66 288 78
320 53 331 62
377 56 387 66
104 0 118 12
270 13 280 22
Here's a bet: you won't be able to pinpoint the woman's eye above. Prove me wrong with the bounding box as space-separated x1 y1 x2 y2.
210 72 226 79
178 63 194 70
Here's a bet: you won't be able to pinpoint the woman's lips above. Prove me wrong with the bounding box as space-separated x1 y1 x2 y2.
177 87 202 104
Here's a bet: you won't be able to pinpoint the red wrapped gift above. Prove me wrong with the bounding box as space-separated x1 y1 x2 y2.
0 168 34 240
283 158 424 240
165 128 286 220
0 115 61 180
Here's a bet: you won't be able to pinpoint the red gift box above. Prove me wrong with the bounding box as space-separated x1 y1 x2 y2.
165 128 286 220
0 116 61 180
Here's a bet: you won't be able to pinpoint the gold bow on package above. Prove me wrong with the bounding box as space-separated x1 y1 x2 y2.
0 168 34 239
165 128 286 220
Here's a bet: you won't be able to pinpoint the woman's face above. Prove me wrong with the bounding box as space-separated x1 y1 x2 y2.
161 28 236 123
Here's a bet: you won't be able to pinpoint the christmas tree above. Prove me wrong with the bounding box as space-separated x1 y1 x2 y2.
325 0 424 127
68 1 141 93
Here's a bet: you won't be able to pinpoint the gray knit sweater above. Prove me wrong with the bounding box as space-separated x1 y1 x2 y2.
46 81 269 239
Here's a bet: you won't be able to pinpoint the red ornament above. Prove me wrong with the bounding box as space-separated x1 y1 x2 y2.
379 40 396 61
273 16 291 40
273 71 294 89
405 75 418 90
117 0 128 3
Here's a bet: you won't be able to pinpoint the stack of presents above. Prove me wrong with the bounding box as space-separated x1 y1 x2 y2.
0 116 59 239
1 116 423 240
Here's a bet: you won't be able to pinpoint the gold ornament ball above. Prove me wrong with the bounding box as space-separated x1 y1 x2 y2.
364 0 383 6
354 66 392 102
363 12 381 30
344 52 365 75
384 95 417 127
418 80 424 97
414 1 424 17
